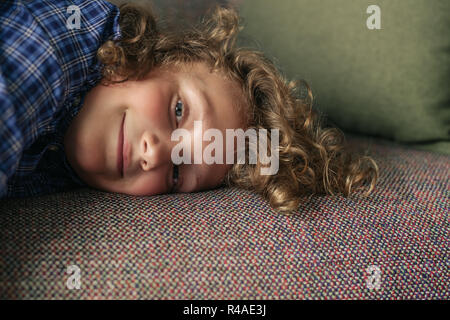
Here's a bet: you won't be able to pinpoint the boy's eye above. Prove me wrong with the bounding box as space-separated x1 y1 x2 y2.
175 100 184 124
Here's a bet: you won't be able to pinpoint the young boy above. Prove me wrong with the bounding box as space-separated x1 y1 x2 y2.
64 61 247 195
0 0 378 214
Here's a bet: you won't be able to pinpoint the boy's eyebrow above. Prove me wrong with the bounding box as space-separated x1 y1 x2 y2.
186 72 212 120
201 87 214 119
186 81 211 122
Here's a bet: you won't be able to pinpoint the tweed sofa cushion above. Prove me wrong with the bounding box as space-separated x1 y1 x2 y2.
0 133 448 299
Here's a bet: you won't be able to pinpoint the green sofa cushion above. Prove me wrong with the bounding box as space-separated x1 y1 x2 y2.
237 0 450 154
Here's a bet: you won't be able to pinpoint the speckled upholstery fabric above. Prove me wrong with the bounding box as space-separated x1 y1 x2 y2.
0 134 448 299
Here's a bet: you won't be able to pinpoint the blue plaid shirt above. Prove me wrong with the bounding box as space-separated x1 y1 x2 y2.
0 0 121 198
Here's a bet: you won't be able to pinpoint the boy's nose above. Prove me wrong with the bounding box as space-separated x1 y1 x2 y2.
139 131 171 171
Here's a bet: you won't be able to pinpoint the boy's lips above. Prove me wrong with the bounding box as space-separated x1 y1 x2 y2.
117 113 125 177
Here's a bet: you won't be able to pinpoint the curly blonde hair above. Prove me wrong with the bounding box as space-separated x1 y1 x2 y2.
97 3 379 214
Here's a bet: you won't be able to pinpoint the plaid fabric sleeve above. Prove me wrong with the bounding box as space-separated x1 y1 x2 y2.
0 70 23 198
0 0 120 198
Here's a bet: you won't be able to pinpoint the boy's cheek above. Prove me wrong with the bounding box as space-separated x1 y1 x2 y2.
132 87 169 120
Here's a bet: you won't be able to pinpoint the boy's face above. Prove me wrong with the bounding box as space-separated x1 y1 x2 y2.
64 62 246 195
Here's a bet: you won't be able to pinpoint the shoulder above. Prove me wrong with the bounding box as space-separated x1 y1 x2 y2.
0 0 121 118
0 0 121 161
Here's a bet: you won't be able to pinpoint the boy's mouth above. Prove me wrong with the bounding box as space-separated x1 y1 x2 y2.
117 113 125 177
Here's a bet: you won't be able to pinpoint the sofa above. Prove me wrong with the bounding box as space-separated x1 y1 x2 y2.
1 133 448 299
0 0 448 299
